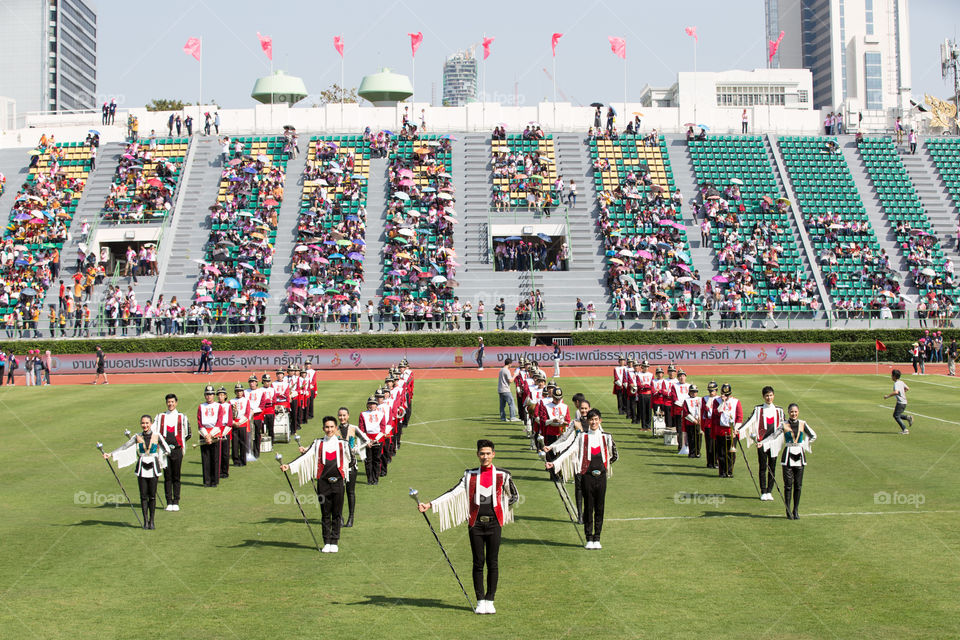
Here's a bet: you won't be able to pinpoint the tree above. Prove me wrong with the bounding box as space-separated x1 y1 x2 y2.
314 84 359 106
145 99 190 112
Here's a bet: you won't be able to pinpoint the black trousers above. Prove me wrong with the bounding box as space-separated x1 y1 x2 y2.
219 437 230 478
343 463 357 520
163 446 183 504
783 465 804 516
200 441 220 486
289 401 300 433
138 475 158 525
685 423 702 457
364 444 382 484
232 428 248 465
582 472 607 541
316 477 345 544
263 414 275 441
468 520 502 601
704 429 716 467
717 435 736 477
758 449 776 494
615 387 625 414
517 393 527 423
252 418 264 458
638 395 652 429
308 394 315 419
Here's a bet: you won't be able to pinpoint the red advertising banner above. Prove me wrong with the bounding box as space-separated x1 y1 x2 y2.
48 343 829 374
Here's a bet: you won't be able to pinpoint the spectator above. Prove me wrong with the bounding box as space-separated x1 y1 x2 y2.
498 359 518 421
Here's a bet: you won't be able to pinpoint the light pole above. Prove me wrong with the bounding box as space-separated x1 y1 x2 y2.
941 39 960 135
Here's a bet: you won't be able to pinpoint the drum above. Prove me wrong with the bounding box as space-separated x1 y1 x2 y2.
274 408 291 443
663 428 678 447
260 436 273 453
652 412 666 437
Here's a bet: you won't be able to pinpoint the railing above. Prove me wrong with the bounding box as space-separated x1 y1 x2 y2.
2 307 954 341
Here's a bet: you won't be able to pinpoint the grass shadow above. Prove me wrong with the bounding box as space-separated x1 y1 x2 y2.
227 539 319 551
502 537 583 548
67 519 140 528
334 595 470 611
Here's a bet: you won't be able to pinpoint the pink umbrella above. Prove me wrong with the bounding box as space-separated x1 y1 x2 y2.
677 263 691 272
636 250 654 259
443 216 459 224
398 168 414 178
289 287 307 297
399 179 415 187
712 275 729 283
204 265 221 275
196 295 213 302
317 257 330 264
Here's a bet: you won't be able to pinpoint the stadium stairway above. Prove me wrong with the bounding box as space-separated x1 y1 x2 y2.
840 139 915 300
0 147 32 222
267 148 309 316
40 141 126 310
667 135 721 286
358 156 388 307
766 136 832 313
901 142 959 253
150 136 222 305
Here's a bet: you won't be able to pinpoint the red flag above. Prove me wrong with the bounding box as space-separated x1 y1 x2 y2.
482 37 495 60
768 30 785 62
333 36 344 57
684 26 698 42
608 36 626 59
183 37 201 62
408 32 423 57
876 339 887 352
551 32 563 57
257 32 273 61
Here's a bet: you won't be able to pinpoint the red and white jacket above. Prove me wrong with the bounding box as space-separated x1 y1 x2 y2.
652 377 670 406
700 395 721 434
429 465 518 532
287 436 353 486
196 402 226 439
716 396 743 437
551 429 618 481
245 386 265 420
230 396 252 431
153 410 191 448
671 382 691 414
260 386 275 416
359 407 385 442
636 370 654 396
272 379 290 409
536 399 571 437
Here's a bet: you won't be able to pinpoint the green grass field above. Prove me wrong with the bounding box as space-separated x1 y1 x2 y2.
1 372 959 639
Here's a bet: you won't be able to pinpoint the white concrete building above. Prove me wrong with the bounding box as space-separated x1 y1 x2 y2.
767 0 911 124
0 0 98 122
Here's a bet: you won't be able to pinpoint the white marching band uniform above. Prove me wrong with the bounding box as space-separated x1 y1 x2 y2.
286 437 354 487
761 421 818 465
549 428 617 483
110 432 171 477
738 404 786 452
430 466 517 533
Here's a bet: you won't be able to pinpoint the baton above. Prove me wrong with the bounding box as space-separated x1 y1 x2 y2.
409 488 474 611
96 442 142 527
275 454 323 554
735 437 763 499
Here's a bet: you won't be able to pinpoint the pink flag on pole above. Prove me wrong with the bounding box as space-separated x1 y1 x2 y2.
684 26 698 42
608 36 626 59
183 37 201 61
408 32 423 57
768 30 785 62
551 33 563 57
334 36 344 57
482 37 495 60
257 32 273 61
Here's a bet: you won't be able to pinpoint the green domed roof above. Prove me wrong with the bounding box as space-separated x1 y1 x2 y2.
251 71 308 105
358 68 413 106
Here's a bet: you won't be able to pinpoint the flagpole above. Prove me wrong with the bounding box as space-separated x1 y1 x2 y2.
199 37 203 109
552 52 557 129
692 37 697 128
482 34 487 131
340 52 345 130
623 56 628 127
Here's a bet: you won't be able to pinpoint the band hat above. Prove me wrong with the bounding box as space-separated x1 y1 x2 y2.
707 381 718 390
217 386 228 394
655 366 664 373
367 396 378 405
248 374 257 381
204 385 215 394
689 384 698 392
667 364 677 372
677 369 686 376
553 387 563 398
261 373 272 382
641 359 650 367
234 382 244 391
720 383 732 395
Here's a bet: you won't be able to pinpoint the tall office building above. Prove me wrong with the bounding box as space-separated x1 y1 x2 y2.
441 51 478 107
0 0 98 118
766 0 910 116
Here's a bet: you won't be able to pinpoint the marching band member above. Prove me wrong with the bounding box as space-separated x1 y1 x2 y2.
104 414 171 529
359 396 384 484
230 383 252 466
536 386 572 453
701 382 721 468
153 393 190 511
625 360 640 424
245 374 265 458
272 367 291 437
716 384 743 478
337 406 371 527
197 385 226 487
759 403 817 519
613 356 626 415
260 373 276 447
281 415 353 552
287 365 301 433
377 387 396 472
215 386 232 478
651 367 669 431
546 408 618 549
670 369 692 454
418 439 518 615
664 365 680 445
682 384 702 458
304 361 317 420
739 386 785 502
525 373 548 443
636 360 654 430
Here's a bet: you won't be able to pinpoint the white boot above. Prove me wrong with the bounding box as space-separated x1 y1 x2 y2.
486 600 496 614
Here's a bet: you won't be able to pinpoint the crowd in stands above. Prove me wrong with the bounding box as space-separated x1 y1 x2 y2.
284 137 368 332
491 128 557 213
102 134 184 222
493 236 568 272
194 133 288 332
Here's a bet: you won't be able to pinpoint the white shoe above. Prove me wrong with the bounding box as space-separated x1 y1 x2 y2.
329 544 339 553
172 504 180 511
585 541 594 549
164 504 174 511
593 541 602 549
475 600 487 614
486 600 496 614
321 544 331 553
